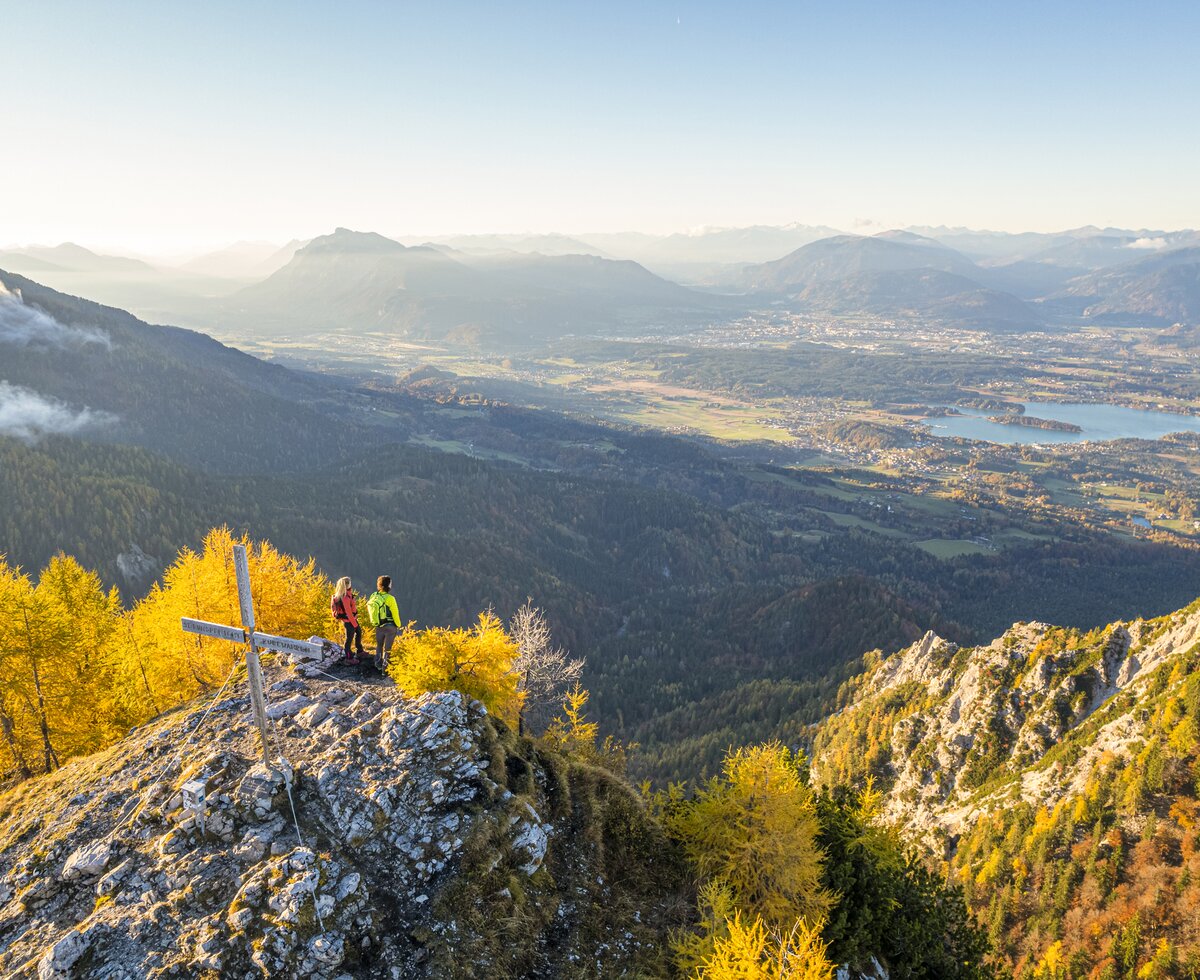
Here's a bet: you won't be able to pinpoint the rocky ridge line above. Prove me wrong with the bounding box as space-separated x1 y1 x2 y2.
813 600 1200 848
0 665 678 979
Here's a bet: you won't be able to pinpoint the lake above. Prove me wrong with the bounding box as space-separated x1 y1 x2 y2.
925 401 1200 445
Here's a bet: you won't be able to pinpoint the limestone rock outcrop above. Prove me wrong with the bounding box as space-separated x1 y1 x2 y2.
0 670 679 978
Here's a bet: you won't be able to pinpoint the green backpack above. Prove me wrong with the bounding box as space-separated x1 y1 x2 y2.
367 591 393 628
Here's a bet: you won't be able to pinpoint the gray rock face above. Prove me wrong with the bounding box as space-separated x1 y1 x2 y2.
36 927 94 980
0 670 674 978
813 604 1200 848
115 544 159 593
61 841 113 882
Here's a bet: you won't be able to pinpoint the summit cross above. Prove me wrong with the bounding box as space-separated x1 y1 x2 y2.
180 543 324 765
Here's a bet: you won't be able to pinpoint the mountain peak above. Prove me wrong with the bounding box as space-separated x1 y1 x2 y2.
873 229 946 247
813 596 1200 976
0 668 677 978
816 597 1200 836
42 242 99 259
301 228 408 255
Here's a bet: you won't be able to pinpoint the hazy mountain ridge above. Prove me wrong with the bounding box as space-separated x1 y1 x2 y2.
788 268 1041 331
420 232 608 258
14 223 1200 336
2 243 156 275
737 233 1045 329
1056 245 1200 325
0 244 244 316
575 223 845 281
178 239 306 280
741 233 982 290
0 269 364 471
210 228 727 343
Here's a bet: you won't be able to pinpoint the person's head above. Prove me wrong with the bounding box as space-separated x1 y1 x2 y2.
334 576 351 600
378 575 391 593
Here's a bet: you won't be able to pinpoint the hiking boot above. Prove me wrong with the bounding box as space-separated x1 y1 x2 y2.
344 655 361 666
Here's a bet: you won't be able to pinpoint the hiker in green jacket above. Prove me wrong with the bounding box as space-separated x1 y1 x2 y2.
367 575 401 673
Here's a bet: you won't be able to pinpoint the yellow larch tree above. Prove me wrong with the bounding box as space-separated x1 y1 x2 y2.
0 530 332 781
668 742 833 934
667 743 835 980
698 912 835 980
388 611 524 726
0 558 50 775
33 554 125 759
123 527 331 713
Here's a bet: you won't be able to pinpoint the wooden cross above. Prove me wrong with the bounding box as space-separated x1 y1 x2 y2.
180 544 324 765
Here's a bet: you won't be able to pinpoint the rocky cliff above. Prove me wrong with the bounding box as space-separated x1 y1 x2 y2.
814 600 1200 842
812 598 1200 976
0 667 680 979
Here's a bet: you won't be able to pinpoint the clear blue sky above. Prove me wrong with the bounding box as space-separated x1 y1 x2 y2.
3 0 1198 252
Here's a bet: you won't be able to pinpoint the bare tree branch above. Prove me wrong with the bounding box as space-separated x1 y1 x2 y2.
510 600 584 734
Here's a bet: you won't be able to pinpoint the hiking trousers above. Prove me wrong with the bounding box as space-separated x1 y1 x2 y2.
342 622 365 657
375 624 399 671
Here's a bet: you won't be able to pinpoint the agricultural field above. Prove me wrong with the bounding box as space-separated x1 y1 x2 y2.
235 317 1200 555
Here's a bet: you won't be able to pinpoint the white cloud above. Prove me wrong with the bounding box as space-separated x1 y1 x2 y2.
1126 237 1168 250
0 382 116 442
0 282 112 349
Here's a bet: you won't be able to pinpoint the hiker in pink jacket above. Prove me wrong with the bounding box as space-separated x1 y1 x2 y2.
331 577 367 665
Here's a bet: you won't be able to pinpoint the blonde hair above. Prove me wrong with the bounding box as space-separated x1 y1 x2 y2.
333 576 351 601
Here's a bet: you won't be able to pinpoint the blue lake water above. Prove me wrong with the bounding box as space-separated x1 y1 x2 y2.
925 401 1200 445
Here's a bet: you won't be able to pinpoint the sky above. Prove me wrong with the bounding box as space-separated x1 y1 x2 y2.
3 0 1199 255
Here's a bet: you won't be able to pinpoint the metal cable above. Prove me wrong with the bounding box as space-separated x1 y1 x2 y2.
280 768 326 933
105 660 241 843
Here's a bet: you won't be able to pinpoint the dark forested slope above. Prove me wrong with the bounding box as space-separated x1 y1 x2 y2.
0 269 366 471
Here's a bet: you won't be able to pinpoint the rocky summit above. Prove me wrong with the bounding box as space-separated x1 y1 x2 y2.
0 666 679 979
814 600 1200 844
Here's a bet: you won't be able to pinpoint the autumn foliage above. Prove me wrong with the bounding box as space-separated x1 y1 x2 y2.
663 743 836 978
386 612 524 726
0 532 582 782
697 910 834 980
0 528 330 780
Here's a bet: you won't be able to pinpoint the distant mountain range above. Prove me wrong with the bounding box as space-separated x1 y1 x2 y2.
738 232 1045 331
203 228 728 343
1054 245 1200 325
178 239 306 279
8 222 1200 341
743 232 980 288
575 223 844 280
0 242 244 314
0 242 156 276
420 233 606 258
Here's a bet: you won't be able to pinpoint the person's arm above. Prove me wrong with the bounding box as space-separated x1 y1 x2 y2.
386 594 400 626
